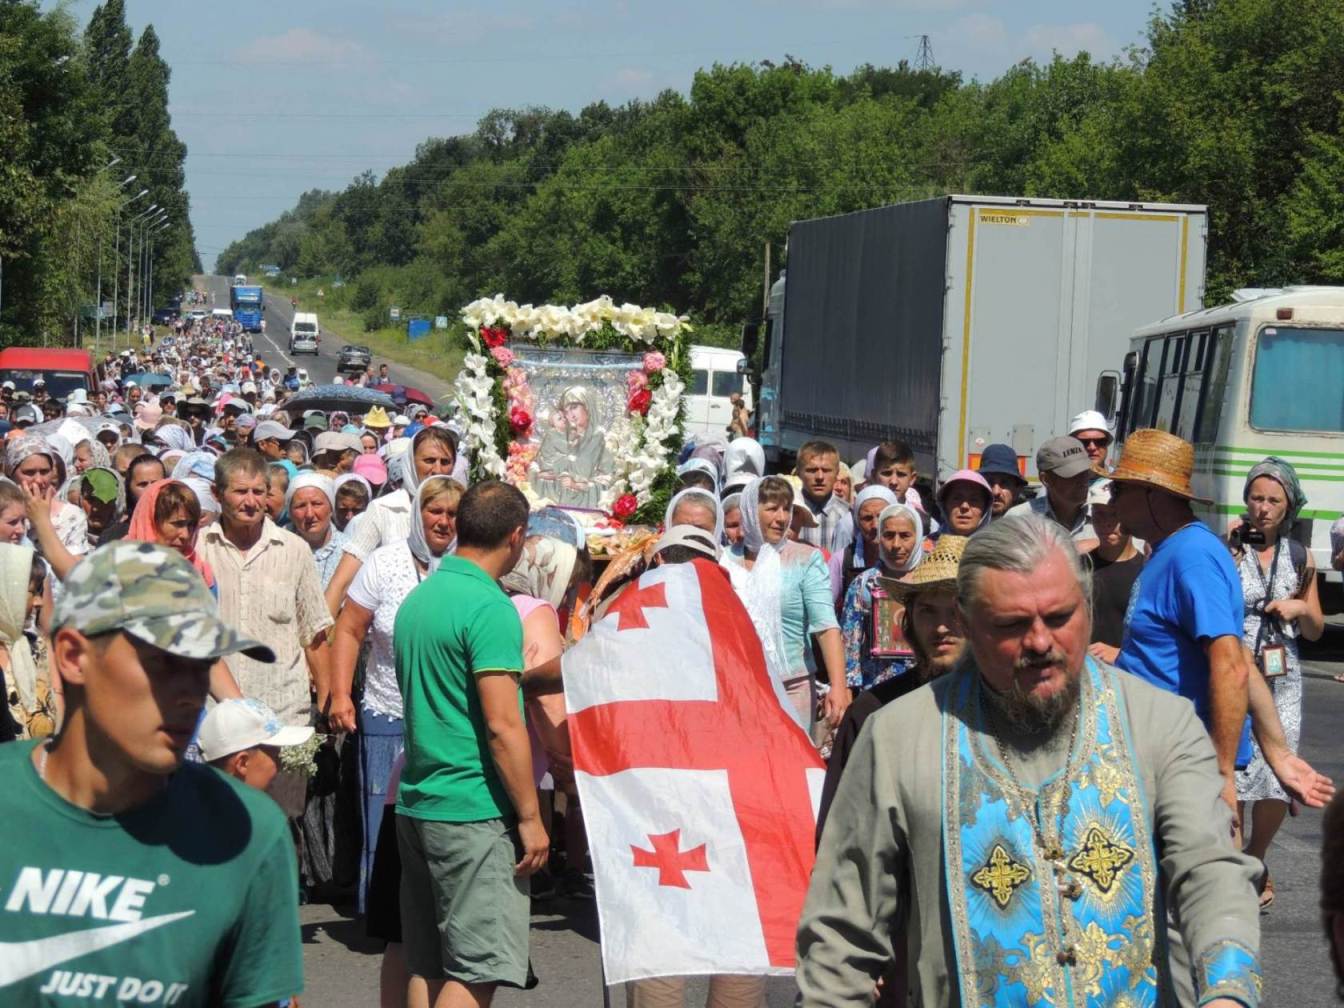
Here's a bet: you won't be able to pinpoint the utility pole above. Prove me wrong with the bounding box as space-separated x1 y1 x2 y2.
113 189 148 350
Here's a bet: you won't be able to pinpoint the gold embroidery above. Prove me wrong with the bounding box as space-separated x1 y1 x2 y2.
1089 756 1127 807
971 844 1032 908
1017 933 1059 1004
1068 826 1135 894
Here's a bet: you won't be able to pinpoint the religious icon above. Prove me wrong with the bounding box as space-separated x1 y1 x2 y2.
869 586 912 658
1259 643 1286 679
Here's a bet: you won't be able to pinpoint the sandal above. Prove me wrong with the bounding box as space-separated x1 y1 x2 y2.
1335 673 1344 684
1259 873 1275 912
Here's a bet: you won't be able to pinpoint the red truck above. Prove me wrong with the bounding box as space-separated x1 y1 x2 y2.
0 348 97 400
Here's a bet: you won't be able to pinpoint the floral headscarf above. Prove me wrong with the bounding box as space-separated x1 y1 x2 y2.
500 535 579 610
1243 456 1307 529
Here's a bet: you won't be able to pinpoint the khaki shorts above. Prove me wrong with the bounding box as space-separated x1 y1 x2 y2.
396 816 531 988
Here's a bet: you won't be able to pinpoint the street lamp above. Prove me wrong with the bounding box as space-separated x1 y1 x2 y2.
126 204 160 337
143 218 170 327
118 174 136 189
110 188 148 348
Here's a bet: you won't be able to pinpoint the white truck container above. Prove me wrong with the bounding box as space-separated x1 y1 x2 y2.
751 195 1208 482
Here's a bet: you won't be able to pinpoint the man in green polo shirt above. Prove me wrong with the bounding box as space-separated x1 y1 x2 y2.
394 480 546 1007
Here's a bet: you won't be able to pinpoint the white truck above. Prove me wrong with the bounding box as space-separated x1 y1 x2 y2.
748 194 1208 483
289 312 320 355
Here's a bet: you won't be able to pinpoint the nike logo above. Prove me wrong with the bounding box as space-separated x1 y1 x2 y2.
0 911 195 987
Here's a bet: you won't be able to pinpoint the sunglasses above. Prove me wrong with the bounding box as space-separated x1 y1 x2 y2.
1077 437 1110 448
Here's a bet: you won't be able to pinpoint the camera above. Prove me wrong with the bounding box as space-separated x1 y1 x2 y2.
1234 514 1266 547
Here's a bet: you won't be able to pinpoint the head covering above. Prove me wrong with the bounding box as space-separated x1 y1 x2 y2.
198 697 315 762
729 477 793 726
333 472 373 502
501 535 580 609
1108 429 1210 503
386 436 415 489
876 502 926 574
181 476 219 515
0 543 41 720
849 484 899 566
127 479 214 588
286 471 336 514
976 443 1025 483
664 487 724 543
408 475 458 573
363 405 391 430
722 438 765 480
352 452 387 488
53 542 272 661
154 423 195 453
676 458 720 494
171 450 216 483
1243 456 1307 529
5 433 56 478
1067 409 1114 439
527 505 587 551
882 533 970 600
1036 436 1092 478
81 466 125 515
655 524 721 562
936 469 993 532
739 476 783 556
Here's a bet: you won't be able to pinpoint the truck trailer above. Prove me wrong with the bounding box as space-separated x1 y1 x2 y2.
750 194 1208 483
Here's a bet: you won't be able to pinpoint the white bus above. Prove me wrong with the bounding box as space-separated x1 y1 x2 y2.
1107 286 1344 602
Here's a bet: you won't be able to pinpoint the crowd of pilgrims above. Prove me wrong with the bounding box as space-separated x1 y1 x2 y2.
1 308 1340 1007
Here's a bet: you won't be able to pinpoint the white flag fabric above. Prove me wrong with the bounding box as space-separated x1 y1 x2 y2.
564 558 826 983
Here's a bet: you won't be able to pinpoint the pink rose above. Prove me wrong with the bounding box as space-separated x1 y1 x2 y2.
642 351 666 373
490 346 515 368
626 369 648 391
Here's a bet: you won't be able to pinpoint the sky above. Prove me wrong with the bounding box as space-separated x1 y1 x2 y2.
52 1 1159 271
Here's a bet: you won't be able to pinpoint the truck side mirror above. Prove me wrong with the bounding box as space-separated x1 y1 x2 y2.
740 322 760 359
1095 371 1120 423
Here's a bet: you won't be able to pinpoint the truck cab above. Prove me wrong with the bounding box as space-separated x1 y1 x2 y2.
0 348 97 401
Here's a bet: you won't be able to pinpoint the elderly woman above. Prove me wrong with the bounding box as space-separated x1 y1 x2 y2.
328 474 463 913
840 502 926 692
1231 456 1324 908
721 476 848 738
663 486 723 540
287 473 347 588
333 473 373 533
842 485 899 599
7 434 88 571
936 468 993 537
0 543 54 740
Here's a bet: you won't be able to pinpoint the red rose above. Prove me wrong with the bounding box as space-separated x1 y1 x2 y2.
612 494 638 520
481 326 508 349
509 407 533 434
627 388 652 415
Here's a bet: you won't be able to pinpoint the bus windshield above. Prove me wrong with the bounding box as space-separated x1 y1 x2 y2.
1250 325 1344 432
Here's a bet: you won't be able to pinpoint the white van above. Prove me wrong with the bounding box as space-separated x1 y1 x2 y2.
210 308 233 321
289 312 320 355
233 274 247 286
683 345 752 437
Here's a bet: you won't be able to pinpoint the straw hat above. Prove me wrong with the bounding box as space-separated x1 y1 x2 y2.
1108 428 1210 503
363 405 391 430
878 534 970 600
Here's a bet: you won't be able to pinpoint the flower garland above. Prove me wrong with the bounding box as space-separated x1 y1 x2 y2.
453 295 692 523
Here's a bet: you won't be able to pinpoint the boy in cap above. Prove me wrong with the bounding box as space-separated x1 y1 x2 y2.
200 697 315 793
0 542 303 1004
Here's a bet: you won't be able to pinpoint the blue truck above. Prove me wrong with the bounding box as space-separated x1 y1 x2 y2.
229 284 265 332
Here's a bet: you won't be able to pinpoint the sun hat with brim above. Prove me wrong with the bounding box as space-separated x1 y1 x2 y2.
363 405 391 430
54 541 275 663
1108 428 1211 504
878 533 970 600
976 443 1025 483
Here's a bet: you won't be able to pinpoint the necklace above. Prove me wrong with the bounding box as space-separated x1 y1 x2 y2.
991 700 1081 862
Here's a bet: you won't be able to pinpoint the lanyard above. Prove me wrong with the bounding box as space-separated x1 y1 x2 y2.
1251 538 1283 654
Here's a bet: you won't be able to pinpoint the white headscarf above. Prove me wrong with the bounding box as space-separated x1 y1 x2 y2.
722 437 766 481
407 475 458 573
664 487 724 543
500 535 579 609
676 458 721 495
286 472 335 513
385 436 415 491
727 477 793 723
0 544 39 717
876 502 925 574
181 476 219 515
849 485 899 567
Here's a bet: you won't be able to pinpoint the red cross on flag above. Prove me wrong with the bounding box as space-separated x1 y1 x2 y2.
564 558 826 984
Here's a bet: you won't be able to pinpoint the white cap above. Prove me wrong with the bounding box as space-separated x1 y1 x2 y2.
392 414 411 425
1067 410 1113 438
241 380 257 394
124 379 138 387
314 431 361 456
254 420 296 442
198 698 314 762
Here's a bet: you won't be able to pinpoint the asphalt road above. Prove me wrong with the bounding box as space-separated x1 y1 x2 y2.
294 635 1344 1007
194 274 452 405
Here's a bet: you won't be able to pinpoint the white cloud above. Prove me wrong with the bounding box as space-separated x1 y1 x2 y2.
234 28 369 65
943 14 1116 73
386 10 537 46
949 12 1009 49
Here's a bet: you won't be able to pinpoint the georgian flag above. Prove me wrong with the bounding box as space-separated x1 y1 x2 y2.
564 558 826 983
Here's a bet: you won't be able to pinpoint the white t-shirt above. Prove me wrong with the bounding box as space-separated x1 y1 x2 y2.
347 541 421 719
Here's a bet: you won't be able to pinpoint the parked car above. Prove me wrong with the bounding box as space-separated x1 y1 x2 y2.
337 344 372 375
187 308 208 322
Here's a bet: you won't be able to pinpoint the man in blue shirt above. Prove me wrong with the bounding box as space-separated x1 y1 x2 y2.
1111 429 1332 816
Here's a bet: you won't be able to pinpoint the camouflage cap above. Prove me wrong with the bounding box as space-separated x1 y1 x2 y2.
54 541 275 663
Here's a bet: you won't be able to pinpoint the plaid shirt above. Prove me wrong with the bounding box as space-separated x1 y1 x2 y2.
797 493 854 557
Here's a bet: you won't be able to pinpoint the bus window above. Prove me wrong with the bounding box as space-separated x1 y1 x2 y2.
1194 324 1235 444
1154 334 1188 433
1249 325 1344 432
1173 330 1208 441
1130 338 1162 431
689 369 709 396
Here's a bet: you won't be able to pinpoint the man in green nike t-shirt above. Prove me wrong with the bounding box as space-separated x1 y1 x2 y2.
0 541 304 1007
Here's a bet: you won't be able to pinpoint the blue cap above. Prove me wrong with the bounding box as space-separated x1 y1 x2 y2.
977 443 1024 482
